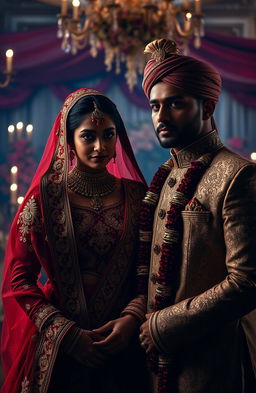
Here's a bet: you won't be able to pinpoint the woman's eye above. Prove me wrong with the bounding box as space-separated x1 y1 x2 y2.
104 132 115 140
81 133 94 141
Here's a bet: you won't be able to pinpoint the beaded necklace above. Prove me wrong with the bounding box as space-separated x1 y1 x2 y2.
137 152 213 393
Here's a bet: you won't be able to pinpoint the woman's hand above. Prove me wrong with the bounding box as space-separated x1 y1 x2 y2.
62 326 107 368
92 314 139 355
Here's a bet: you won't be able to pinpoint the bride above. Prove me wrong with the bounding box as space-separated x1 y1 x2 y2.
1 88 148 393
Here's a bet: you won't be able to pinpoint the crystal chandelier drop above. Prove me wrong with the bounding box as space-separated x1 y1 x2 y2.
57 0 204 90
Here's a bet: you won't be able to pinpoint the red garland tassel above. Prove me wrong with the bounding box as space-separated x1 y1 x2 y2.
137 155 212 393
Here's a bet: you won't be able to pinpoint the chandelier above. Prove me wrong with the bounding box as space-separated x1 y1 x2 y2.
0 49 14 88
57 0 204 90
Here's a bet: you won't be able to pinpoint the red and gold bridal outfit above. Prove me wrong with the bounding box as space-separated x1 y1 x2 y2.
1 89 148 393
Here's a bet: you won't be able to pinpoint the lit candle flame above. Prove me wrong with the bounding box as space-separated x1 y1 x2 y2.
26 124 33 133
17 196 24 205
16 121 23 130
5 49 14 73
11 166 18 174
10 183 18 192
72 0 80 20
8 125 15 133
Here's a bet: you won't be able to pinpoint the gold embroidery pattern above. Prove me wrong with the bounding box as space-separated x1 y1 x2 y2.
174 131 223 168
17 196 42 243
196 151 248 206
34 304 58 331
32 316 74 393
42 89 114 323
88 180 146 326
21 376 30 393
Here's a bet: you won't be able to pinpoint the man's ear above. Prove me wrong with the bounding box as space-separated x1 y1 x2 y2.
202 100 215 120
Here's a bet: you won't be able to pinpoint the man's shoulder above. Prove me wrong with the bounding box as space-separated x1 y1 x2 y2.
211 145 256 173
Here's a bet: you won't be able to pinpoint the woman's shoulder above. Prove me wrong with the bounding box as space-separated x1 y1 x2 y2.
122 178 147 200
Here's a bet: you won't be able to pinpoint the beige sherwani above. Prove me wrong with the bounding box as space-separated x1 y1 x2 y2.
148 130 256 392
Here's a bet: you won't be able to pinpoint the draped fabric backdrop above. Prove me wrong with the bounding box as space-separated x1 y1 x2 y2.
0 26 256 182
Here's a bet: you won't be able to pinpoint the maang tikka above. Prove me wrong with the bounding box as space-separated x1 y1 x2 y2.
91 100 104 126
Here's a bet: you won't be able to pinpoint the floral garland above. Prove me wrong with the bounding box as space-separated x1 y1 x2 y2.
137 153 213 393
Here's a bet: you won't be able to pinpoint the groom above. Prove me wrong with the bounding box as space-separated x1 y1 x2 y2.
134 38 256 393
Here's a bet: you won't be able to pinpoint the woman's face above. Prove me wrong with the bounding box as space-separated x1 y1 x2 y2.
71 113 117 172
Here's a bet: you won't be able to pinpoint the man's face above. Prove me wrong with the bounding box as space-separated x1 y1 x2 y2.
149 82 205 150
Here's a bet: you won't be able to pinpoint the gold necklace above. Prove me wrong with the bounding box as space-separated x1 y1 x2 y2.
67 166 116 211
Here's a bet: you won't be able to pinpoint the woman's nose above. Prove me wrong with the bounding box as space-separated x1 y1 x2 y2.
93 138 104 152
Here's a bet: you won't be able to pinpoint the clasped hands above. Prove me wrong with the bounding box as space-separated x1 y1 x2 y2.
94 312 157 355
63 313 156 368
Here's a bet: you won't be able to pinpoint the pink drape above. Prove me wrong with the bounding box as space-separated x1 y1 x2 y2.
0 26 256 108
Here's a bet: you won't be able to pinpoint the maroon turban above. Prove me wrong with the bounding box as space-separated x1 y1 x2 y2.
142 54 222 102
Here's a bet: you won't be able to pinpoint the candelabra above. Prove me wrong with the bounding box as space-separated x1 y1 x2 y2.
0 49 14 88
57 0 204 90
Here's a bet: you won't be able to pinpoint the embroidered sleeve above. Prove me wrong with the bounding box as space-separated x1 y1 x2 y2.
11 194 62 332
150 164 256 354
17 195 42 243
121 295 147 323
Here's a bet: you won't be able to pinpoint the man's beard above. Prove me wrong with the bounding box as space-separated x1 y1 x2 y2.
155 122 181 149
155 108 201 149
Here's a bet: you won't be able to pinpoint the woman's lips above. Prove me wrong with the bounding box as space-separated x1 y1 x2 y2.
90 155 108 162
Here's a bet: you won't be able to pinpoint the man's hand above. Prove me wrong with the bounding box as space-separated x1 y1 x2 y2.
139 313 157 354
92 314 139 354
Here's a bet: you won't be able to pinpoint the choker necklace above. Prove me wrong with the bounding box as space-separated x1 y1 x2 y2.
67 166 116 211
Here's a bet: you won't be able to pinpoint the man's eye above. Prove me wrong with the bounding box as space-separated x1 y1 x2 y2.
170 101 183 108
150 104 159 112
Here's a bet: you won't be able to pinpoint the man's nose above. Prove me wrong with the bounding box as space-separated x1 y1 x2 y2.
157 106 169 123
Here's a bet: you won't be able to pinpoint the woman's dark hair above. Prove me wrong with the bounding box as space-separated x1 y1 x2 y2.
66 95 122 144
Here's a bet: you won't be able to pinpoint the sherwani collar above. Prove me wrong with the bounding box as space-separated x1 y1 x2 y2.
170 130 223 168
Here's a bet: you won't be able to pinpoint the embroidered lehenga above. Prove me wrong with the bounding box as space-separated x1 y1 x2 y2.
1 89 147 393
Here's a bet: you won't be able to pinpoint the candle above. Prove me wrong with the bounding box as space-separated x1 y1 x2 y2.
72 0 80 21
26 124 33 141
10 183 18 205
184 0 190 9
6 49 14 74
61 0 69 15
185 12 192 31
16 121 23 138
195 0 201 14
8 124 15 143
11 166 18 184
250 152 256 161
17 196 24 205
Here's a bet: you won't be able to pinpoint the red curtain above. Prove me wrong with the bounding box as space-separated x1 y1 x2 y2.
0 26 256 109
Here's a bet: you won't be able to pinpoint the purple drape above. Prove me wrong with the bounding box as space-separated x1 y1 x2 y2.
0 26 256 109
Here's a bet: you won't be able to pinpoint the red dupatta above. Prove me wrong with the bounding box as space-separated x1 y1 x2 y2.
1 88 146 393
